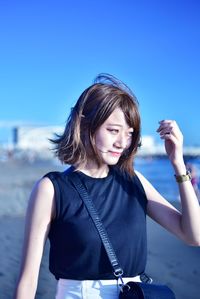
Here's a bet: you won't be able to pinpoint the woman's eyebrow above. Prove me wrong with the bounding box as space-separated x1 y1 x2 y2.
107 123 122 127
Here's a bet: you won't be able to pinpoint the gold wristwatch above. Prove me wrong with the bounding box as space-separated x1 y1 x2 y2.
174 170 192 183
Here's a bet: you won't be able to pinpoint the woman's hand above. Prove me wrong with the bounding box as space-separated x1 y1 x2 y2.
157 120 184 166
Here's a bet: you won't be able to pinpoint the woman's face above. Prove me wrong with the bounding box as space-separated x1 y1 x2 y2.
94 108 134 166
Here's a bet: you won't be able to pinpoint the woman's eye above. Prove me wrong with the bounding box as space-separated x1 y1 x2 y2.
107 128 118 134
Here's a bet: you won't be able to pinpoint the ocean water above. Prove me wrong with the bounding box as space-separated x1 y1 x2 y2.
135 157 200 202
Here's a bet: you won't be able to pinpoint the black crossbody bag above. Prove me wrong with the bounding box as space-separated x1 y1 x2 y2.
71 173 176 299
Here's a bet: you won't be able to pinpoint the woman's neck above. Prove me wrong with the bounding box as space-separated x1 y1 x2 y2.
75 162 109 178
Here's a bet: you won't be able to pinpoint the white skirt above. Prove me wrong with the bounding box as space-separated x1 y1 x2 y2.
55 276 141 299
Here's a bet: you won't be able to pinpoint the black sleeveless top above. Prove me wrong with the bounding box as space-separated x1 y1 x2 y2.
44 166 147 280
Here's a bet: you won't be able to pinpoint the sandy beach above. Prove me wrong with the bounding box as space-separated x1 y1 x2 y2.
0 159 200 299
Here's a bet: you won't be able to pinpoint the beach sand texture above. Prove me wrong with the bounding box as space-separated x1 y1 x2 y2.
0 160 200 299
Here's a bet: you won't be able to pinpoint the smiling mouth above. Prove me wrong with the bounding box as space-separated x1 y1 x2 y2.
109 151 122 156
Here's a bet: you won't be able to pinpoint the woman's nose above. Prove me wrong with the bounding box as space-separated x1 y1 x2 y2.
114 134 128 149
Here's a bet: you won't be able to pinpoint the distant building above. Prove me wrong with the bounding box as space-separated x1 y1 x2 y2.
13 126 64 158
141 136 155 149
138 135 165 156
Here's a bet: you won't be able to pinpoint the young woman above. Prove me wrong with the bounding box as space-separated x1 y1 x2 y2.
14 74 200 299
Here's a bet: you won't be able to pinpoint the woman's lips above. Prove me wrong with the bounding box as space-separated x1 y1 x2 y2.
109 151 122 157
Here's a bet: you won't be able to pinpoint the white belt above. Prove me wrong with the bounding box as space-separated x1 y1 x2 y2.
59 275 141 286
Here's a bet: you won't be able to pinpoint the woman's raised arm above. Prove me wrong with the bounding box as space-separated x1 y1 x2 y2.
136 120 200 246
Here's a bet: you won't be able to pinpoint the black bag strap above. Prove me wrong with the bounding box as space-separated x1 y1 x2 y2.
70 173 124 279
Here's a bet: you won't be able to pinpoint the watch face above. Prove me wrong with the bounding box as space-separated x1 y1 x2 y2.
175 171 192 183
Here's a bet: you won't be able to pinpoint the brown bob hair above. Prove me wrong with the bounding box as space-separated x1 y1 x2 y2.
51 74 141 175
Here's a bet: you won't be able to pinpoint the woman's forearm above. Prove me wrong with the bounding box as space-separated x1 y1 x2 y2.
174 161 200 245
14 277 37 299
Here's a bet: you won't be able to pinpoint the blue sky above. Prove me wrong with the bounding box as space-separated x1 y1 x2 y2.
0 0 199 146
